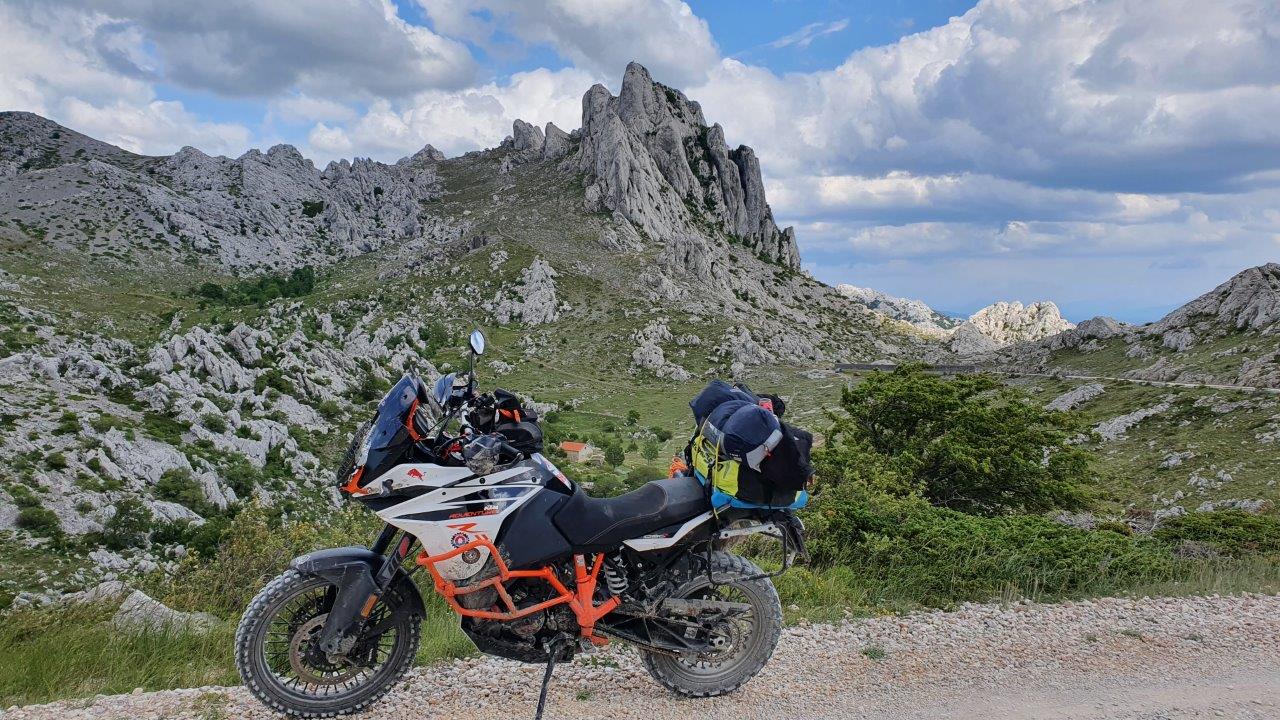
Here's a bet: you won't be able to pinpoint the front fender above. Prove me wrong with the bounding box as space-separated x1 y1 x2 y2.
290 546 428 651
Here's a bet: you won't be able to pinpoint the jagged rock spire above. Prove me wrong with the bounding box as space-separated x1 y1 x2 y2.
574 62 800 270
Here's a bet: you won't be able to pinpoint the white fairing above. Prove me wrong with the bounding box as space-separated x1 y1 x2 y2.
372 461 544 580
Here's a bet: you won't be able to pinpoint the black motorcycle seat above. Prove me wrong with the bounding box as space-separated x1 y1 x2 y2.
552 475 709 550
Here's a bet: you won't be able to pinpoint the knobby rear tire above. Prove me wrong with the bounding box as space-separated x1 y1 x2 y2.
235 569 421 718
640 551 783 698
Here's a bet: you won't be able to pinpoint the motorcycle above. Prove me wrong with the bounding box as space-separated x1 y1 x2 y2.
235 330 807 718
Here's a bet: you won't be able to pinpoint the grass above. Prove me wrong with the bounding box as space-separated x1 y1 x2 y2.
1010 377 1280 513
0 602 238 706
0 590 472 707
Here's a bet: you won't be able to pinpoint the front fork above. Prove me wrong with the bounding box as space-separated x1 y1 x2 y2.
315 525 414 655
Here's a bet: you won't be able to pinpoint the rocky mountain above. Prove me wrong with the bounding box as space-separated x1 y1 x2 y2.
1149 263 1280 339
0 63 937 597
575 63 799 276
0 111 454 271
835 285 960 337
836 283 1074 356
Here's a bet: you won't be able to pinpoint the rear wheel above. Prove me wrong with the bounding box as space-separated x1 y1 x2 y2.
235 570 420 717
640 552 782 697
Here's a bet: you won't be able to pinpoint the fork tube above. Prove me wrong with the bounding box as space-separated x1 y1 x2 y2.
370 523 398 555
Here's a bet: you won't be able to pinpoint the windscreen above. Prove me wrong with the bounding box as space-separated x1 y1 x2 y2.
358 375 422 484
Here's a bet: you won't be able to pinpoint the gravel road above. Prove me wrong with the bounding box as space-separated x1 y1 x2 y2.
5 593 1279 720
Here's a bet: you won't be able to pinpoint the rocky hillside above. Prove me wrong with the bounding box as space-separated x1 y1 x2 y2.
0 63 938 603
0 111 453 271
986 263 1280 389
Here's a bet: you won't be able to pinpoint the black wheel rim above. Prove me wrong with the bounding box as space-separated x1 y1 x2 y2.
674 584 757 677
260 582 401 700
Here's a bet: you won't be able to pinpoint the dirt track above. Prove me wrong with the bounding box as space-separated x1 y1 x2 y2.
4 593 1279 720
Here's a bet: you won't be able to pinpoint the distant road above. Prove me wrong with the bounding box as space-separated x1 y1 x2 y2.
835 363 1280 394
989 369 1280 394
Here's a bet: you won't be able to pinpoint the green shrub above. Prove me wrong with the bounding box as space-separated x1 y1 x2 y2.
194 266 316 308
803 483 1176 607
819 366 1091 515
53 411 80 435
625 465 663 489
349 368 383 404
603 444 625 467
162 503 378 616
254 368 293 395
200 413 227 433
45 452 68 470
1154 511 1280 557
141 413 190 444
650 426 674 442
154 468 215 517
16 506 61 537
221 457 261 498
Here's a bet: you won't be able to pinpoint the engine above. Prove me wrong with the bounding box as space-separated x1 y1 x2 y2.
459 572 579 663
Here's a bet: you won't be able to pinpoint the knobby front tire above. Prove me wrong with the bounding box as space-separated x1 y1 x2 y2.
235 569 421 718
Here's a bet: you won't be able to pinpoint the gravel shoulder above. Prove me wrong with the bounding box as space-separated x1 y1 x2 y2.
5 593 1279 720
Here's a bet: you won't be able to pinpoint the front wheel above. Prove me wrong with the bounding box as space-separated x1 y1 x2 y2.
235 569 420 717
640 551 783 697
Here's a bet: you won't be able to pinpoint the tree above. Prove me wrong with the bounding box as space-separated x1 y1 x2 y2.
650 426 674 442
103 497 154 550
625 409 641 426
641 441 661 461
603 443 625 467
817 365 1091 515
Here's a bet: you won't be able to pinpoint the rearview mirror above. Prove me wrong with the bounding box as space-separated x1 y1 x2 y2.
469 329 486 356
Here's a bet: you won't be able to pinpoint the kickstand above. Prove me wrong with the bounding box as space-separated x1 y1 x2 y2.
534 636 570 720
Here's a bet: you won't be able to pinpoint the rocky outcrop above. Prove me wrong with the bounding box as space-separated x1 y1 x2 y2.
1094 400 1170 441
543 122 571 160
1047 382 1105 412
952 301 1074 356
112 589 218 633
492 259 561 326
630 320 691 381
574 63 800 271
512 120 545 153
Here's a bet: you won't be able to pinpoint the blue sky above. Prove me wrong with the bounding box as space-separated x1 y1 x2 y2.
2 0 1278 323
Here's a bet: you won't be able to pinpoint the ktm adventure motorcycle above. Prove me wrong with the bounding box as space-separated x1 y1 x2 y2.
235 330 807 717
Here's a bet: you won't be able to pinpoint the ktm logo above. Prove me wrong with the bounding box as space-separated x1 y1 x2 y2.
406 468 424 479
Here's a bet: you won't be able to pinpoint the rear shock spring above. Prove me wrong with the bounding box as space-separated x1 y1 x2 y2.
602 556 628 597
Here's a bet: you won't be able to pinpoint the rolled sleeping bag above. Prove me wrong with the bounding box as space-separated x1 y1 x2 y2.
703 400 783 470
690 380 761 426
